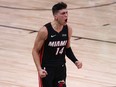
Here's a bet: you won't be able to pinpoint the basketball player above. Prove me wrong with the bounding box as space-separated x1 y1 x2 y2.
32 2 82 87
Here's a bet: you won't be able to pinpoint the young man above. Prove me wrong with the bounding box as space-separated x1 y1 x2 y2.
32 2 82 87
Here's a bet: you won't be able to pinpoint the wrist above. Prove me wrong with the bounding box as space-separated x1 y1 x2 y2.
38 67 42 71
75 60 79 64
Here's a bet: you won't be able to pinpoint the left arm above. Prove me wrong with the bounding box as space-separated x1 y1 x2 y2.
66 25 82 69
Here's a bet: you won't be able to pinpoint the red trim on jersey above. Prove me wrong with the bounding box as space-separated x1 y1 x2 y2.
38 46 44 87
40 46 44 65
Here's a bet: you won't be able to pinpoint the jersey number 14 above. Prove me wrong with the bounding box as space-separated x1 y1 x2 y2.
56 47 64 55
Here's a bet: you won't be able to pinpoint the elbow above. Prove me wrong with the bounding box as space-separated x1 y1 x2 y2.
32 48 39 56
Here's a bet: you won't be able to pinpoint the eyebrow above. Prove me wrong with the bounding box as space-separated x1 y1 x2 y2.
60 11 68 14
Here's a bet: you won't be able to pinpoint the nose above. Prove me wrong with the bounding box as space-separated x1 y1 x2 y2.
65 13 68 17
64 12 68 17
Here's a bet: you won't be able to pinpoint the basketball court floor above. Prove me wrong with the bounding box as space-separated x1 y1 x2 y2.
0 0 116 87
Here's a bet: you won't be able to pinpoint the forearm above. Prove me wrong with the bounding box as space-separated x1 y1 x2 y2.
32 49 42 71
66 47 78 63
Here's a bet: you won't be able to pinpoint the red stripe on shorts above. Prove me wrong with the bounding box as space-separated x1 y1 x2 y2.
38 46 44 87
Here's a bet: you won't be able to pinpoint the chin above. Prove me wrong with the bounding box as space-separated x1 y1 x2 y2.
59 21 67 25
64 22 67 25
61 23 66 26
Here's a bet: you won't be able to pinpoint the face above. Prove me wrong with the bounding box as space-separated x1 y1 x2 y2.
54 9 68 25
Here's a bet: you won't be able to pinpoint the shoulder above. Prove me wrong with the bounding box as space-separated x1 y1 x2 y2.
39 26 47 33
37 26 48 40
67 24 72 38
67 24 72 32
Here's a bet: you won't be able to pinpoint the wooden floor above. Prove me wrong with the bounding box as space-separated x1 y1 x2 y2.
0 0 116 87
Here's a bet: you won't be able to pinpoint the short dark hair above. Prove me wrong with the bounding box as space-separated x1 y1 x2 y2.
52 2 67 15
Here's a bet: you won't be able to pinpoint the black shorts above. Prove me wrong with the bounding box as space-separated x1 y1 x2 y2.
41 64 66 87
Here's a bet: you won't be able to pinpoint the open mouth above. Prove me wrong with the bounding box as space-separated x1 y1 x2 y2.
65 19 67 22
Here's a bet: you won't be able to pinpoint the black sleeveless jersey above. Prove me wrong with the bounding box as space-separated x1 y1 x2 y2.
40 23 68 67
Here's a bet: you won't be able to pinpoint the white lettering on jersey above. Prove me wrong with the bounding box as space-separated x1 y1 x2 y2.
48 40 67 47
62 34 67 37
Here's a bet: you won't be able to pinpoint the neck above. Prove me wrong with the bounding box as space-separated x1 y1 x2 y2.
51 20 63 32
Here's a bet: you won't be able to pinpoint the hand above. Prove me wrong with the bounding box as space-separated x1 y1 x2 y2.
39 67 48 78
75 61 82 69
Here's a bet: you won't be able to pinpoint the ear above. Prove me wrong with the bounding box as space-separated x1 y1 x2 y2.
54 14 58 20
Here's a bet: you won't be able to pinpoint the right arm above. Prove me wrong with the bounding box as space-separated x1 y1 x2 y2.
66 25 82 69
32 26 48 78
